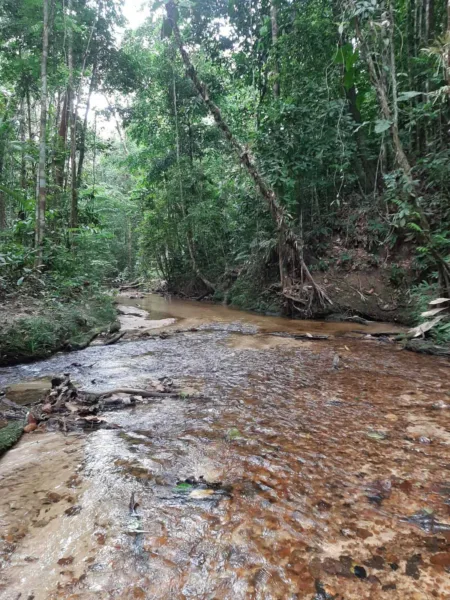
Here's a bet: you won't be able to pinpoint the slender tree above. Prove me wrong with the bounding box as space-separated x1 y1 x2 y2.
68 0 78 229
35 0 49 266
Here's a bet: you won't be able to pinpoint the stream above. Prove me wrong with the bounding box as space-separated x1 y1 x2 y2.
0 294 449 600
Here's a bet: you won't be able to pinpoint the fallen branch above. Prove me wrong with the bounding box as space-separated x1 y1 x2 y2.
270 331 330 341
119 280 144 291
103 332 126 346
67 330 100 351
82 388 182 399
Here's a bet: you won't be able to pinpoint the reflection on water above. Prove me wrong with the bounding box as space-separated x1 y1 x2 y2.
0 294 449 600
120 293 406 336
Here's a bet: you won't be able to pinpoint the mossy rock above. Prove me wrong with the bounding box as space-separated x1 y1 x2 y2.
0 421 24 455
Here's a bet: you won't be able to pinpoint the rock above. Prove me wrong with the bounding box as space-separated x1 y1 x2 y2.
45 492 63 503
405 554 423 579
24 423 37 433
64 505 82 517
430 552 450 568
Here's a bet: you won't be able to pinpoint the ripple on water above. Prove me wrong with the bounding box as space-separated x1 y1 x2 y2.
0 296 449 599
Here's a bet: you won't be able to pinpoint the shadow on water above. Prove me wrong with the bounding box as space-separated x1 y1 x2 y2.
0 294 449 599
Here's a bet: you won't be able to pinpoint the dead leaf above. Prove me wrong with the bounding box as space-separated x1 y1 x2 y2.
429 298 450 305
408 315 445 338
58 556 74 566
420 307 447 318
189 489 215 499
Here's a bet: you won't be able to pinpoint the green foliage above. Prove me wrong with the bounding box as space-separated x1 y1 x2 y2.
411 281 450 345
0 421 24 455
0 291 116 365
1 0 450 328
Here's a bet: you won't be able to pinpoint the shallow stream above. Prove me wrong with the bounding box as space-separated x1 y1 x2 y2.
0 295 449 600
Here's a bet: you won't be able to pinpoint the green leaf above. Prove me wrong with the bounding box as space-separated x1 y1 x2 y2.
174 482 193 491
343 69 355 90
374 119 392 134
16 277 24 286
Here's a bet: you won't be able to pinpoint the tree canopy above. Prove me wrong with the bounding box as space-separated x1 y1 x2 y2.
1 0 449 331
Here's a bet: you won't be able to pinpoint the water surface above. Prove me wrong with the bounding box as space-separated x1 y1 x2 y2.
0 294 449 600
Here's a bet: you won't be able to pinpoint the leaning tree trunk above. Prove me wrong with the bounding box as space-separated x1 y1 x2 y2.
35 0 49 267
165 1 330 307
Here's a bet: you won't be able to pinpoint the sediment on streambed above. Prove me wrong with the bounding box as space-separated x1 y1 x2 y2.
0 292 117 366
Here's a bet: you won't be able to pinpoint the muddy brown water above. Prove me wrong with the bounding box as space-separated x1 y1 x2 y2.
0 294 449 600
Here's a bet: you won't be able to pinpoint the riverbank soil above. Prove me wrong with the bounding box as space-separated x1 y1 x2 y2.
0 295 449 600
0 291 116 366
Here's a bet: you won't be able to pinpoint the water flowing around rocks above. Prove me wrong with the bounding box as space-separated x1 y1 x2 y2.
0 295 449 599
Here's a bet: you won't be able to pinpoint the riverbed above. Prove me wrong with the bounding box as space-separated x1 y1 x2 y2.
0 294 449 599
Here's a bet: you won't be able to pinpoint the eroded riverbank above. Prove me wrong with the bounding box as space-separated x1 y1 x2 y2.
0 295 449 599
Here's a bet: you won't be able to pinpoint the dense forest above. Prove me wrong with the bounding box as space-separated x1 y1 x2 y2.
1 0 450 349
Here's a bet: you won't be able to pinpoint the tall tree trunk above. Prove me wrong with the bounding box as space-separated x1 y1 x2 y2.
0 148 6 230
35 0 49 266
447 0 450 84
165 1 330 306
0 96 11 230
55 91 69 189
68 0 78 229
20 99 27 191
77 64 97 185
270 0 280 98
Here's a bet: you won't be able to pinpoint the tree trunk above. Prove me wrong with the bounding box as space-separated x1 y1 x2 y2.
35 0 49 266
20 100 27 191
0 152 6 230
77 64 97 186
68 0 78 229
270 0 280 99
55 91 69 189
0 98 9 230
447 0 450 84
165 1 330 307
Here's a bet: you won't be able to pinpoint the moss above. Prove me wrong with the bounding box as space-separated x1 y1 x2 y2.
0 421 23 455
0 292 116 366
